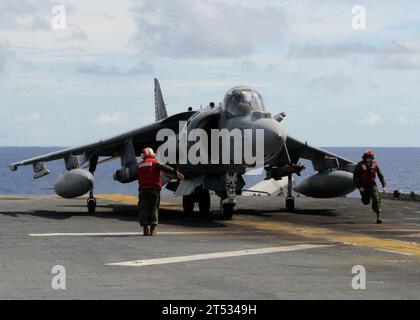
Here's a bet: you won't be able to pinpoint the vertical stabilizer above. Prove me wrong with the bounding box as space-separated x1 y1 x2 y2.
154 78 168 121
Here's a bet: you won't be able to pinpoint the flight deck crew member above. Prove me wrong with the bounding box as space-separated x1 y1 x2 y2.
137 147 184 236
353 150 387 224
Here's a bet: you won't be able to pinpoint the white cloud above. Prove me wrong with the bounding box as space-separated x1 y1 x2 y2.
376 54 420 70
361 112 382 126
288 41 416 60
0 41 14 72
235 59 280 74
1 1 420 147
0 0 55 30
53 24 88 42
288 42 377 59
97 113 130 126
0 0 89 55
131 0 287 58
394 115 413 125
309 72 354 91
17 112 41 124
77 61 152 76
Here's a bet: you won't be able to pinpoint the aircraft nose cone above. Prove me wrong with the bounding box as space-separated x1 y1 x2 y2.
252 119 286 156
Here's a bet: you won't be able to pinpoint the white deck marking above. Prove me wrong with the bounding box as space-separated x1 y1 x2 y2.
376 248 415 256
28 231 237 237
106 244 334 267
405 233 420 238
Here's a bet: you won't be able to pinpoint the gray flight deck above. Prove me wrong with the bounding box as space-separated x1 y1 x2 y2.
0 194 420 300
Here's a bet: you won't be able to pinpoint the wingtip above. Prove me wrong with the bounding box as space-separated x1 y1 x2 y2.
8 164 18 171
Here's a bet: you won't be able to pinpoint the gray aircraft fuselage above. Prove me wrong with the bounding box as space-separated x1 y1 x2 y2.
168 88 287 178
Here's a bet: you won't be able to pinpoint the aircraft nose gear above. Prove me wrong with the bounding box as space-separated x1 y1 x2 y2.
220 173 237 219
285 173 295 211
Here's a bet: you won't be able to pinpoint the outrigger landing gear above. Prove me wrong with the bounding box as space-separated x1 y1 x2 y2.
87 189 96 214
285 173 295 211
87 155 98 214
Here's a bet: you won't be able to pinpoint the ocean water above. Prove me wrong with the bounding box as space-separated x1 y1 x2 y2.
0 147 419 196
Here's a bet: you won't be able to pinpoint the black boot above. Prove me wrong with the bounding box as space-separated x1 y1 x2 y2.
150 225 157 236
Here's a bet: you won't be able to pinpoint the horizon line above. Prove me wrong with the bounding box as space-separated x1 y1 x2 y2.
1 145 419 149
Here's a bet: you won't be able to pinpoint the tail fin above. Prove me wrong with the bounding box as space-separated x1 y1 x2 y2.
154 78 168 121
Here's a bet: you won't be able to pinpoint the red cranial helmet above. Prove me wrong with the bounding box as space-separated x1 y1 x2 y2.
363 150 375 159
141 147 156 159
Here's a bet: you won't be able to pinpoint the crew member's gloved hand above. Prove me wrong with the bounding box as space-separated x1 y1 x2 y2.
382 187 387 193
176 171 185 181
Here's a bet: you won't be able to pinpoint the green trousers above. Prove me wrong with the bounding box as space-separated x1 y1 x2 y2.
138 189 160 226
360 185 382 215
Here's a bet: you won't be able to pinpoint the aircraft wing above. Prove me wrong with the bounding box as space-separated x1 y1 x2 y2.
285 135 356 173
9 111 197 171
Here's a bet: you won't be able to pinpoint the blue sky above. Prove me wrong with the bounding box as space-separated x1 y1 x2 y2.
0 0 419 147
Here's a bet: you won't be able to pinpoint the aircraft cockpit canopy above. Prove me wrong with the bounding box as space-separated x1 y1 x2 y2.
223 87 265 117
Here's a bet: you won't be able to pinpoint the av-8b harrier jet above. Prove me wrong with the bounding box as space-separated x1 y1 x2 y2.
9 79 356 218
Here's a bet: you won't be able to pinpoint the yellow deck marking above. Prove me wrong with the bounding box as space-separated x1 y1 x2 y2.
230 217 420 257
96 194 420 257
29 231 240 237
96 194 138 205
96 194 177 209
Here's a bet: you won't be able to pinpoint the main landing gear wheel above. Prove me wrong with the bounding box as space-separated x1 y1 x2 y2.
197 187 210 215
220 200 234 220
182 187 211 215
87 197 97 214
182 194 195 215
286 196 295 212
